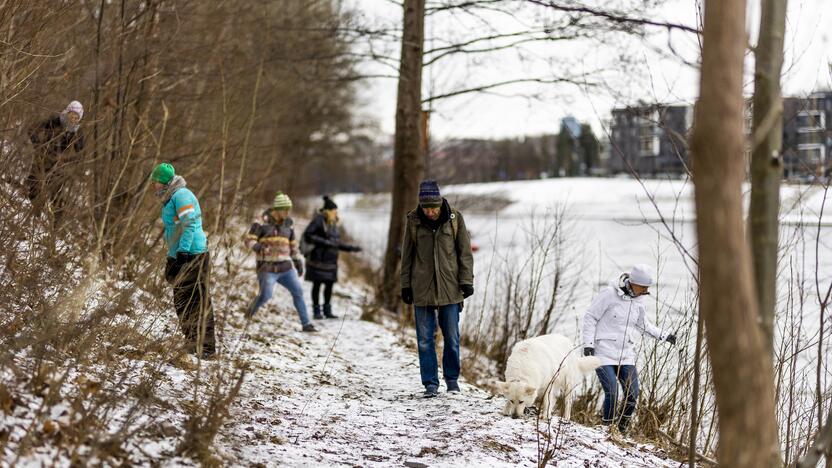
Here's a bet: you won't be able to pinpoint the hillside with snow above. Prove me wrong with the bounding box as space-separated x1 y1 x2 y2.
1 222 683 467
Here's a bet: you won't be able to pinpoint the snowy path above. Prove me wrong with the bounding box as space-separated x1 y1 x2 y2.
214 279 678 467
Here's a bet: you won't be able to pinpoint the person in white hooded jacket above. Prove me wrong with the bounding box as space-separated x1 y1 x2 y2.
581 264 676 433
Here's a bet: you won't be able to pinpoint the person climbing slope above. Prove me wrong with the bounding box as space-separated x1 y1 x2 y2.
152 162 216 358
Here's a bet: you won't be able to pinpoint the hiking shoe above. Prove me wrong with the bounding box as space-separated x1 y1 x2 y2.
617 417 632 435
423 386 439 398
302 323 318 333
313 305 324 320
323 304 338 319
446 381 461 394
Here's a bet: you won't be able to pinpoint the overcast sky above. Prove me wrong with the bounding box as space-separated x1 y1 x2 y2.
347 0 832 140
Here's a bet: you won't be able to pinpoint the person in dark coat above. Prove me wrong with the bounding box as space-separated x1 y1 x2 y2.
26 101 85 218
302 196 362 319
401 180 474 398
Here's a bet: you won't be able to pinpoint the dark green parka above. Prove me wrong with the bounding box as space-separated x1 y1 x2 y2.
400 199 474 307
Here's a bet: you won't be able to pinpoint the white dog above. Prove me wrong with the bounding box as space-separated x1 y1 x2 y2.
494 334 600 420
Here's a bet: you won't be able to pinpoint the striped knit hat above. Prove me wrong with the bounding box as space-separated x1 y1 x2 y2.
418 180 442 207
272 191 293 210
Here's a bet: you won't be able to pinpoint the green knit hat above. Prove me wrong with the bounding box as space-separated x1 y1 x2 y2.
151 163 175 184
272 191 293 210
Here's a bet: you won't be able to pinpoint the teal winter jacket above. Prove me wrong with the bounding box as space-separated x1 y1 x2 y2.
161 187 207 258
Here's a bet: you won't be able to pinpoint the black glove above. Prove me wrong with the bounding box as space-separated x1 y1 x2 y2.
401 287 414 305
164 257 180 283
169 253 192 282
294 259 304 276
583 347 595 357
461 284 474 298
252 242 264 253
665 333 677 346
351 245 363 253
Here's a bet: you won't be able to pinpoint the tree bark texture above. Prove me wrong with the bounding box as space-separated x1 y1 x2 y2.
690 0 781 466
749 0 788 356
379 0 426 311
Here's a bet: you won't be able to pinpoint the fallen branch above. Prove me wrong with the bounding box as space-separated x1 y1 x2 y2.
657 429 718 466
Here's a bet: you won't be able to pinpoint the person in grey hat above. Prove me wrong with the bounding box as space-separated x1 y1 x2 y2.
581 264 676 434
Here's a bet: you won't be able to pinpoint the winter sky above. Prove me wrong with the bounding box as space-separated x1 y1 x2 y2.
348 0 832 139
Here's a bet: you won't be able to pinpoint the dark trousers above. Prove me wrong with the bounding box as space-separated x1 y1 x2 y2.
311 281 334 306
25 169 68 220
172 252 216 357
414 304 461 389
596 365 640 426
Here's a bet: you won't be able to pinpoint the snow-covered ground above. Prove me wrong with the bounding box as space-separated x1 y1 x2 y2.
213 260 680 467
331 177 831 457
0 218 682 467
4 178 827 467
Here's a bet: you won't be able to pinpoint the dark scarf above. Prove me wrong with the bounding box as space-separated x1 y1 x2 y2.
417 198 451 231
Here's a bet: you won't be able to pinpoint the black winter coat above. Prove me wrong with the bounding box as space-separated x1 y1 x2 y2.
302 214 356 283
29 115 85 173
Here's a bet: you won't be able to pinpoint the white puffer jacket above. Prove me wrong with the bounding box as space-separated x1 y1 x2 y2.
581 283 666 366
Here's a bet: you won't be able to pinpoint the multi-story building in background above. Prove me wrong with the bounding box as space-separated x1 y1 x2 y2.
607 104 692 176
609 91 832 179
782 91 832 178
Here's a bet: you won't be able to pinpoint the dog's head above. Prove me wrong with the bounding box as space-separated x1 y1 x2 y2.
494 380 536 419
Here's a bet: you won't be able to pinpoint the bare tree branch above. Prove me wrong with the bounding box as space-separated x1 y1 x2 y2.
797 406 832 468
424 32 582 66
422 76 590 103
524 0 701 35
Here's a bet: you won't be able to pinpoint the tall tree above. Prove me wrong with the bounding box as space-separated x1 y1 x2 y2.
749 0 788 355
689 0 781 466
379 0 426 310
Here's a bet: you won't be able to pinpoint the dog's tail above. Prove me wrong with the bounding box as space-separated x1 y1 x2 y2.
576 356 601 374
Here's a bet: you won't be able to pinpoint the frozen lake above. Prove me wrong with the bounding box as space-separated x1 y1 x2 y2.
334 177 832 334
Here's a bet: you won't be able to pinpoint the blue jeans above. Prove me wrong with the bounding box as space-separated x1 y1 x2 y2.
248 269 310 326
414 304 461 389
596 365 640 424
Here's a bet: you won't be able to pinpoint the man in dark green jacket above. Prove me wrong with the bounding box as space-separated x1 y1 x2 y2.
401 180 474 397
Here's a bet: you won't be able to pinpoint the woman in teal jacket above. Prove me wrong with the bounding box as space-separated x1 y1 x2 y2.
152 163 216 358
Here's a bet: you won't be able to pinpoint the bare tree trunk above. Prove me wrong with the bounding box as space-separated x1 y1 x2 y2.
379 0 426 311
690 0 781 466
749 0 788 356
688 310 704 468
91 0 106 225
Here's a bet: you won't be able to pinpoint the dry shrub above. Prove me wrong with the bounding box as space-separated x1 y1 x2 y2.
0 0 362 464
